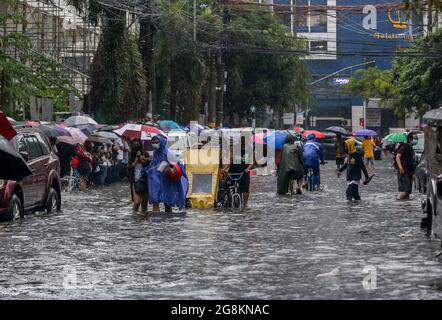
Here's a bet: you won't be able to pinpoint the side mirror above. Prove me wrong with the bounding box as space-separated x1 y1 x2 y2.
20 151 29 162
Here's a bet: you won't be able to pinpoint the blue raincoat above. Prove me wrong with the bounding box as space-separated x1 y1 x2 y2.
146 135 189 209
303 133 324 167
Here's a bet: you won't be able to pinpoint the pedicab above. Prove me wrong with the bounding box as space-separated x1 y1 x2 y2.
421 107 442 249
183 146 221 208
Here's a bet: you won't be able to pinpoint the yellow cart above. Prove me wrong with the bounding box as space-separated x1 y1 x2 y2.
184 146 221 209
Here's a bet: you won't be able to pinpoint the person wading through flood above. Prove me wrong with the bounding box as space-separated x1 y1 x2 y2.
303 133 325 191
395 132 417 200
132 151 150 212
334 133 346 170
148 135 188 212
337 138 371 201
277 134 304 195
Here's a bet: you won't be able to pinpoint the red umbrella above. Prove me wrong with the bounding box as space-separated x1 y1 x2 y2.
113 123 166 140
302 130 326 139
0 112 17 140
293 127 305 134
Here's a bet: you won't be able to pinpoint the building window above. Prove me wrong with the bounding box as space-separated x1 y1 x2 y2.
310 40 327 51
310 9 327 32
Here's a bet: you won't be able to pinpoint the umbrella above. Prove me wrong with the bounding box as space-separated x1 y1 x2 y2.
303 130 326 139
252 132 266 145
354 129 378 137
0 112 17 140
325 126 351 136
73 123 98 136
64 127 88 144
37 124 70 138
184 123 205 134
95 131 121 140
293 126 305 134
382 132 407 144
113 123 166 140
97 124 122 132
264 131 289 150
7 116 16 124
0 135 32 180
87 135 112 145
56 136 77 145
24 120 40 126
64 115 97 127
159 120 181 132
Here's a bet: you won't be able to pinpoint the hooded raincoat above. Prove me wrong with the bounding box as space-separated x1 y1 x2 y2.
277 141 304 195
146 135 189 209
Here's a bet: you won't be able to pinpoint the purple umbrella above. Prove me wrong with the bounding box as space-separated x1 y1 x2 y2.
353 129 378 137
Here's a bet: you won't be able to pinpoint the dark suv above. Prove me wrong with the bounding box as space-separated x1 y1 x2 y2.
0 128 61 221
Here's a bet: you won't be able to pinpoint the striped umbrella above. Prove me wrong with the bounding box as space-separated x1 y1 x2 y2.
113 123 166 141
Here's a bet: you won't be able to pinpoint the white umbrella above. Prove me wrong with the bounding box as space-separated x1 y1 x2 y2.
64 115 97 127
64 127 88 144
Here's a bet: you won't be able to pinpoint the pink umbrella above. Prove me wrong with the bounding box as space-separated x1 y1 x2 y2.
64 127 88 144
114 123 166 140
251 132 266 145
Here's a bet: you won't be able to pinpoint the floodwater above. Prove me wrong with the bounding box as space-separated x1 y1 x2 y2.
0 160 442 299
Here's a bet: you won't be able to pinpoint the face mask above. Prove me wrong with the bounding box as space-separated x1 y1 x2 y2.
152 143 160 150
412 140 418 146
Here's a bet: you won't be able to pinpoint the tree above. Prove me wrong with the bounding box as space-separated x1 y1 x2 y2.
341 67 396 105
392 28 442 117
224 9 311 128
0 0 75 118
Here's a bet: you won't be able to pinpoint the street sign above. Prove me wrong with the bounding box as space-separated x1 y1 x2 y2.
366 108 381 127
283 113 294 125
296 112 304 125
332 77 350 85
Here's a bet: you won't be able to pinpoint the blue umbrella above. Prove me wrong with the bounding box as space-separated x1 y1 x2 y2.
159 120 181 131
264 131 289 150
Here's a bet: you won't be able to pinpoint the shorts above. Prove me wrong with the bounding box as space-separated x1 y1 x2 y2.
364 157 374 166
336 157 345 166
398 174 412 194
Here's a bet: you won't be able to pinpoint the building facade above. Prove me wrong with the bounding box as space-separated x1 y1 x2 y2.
266 0 422 135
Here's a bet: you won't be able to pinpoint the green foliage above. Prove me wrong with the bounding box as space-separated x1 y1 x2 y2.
225 11 311 123
341 67 396 104
0 0 75 117
392 28 442 117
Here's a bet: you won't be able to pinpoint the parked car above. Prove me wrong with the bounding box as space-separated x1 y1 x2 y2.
415 151 427 194
0 127 61 221
321 136 381 161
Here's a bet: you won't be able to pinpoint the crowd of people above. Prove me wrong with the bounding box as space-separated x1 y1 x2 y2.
55 134 189 213
276 131 419 201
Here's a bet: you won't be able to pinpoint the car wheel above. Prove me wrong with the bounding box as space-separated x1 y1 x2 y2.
46 188 61 213
1 194 24 222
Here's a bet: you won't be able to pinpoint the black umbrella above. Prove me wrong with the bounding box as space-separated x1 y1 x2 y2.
325 126 351 136
0 135 32 181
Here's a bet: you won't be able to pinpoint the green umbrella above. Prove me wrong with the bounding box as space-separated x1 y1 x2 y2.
383 132 407 143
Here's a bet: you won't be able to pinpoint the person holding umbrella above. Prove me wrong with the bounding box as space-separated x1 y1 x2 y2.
362 136 377 172
334 133 346 170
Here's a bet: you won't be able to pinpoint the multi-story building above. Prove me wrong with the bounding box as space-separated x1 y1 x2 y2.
263 0 422 134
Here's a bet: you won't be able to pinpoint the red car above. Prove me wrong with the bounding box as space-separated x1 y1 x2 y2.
0 127 61 221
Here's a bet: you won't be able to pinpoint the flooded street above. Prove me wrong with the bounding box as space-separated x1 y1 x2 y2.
1 159 442 299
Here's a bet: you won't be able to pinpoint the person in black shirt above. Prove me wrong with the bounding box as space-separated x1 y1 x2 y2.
395 132 417 200
221 146 253 207
337 139 370 201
